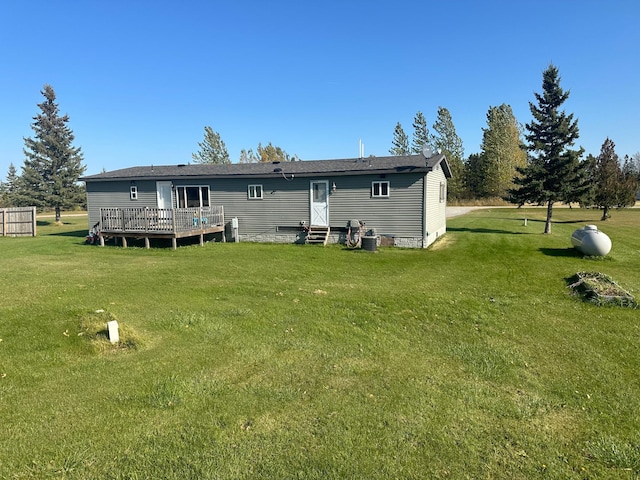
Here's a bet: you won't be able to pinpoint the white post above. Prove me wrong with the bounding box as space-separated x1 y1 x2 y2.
107 320 119 343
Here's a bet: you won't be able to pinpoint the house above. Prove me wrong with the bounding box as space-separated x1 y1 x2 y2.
81 152 451 248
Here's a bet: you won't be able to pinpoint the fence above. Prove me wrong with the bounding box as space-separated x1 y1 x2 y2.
0 207 37 237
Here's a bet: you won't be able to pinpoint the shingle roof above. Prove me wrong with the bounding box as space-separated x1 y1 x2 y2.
81 154 450 181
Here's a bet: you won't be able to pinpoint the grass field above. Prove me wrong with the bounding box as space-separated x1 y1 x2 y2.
1 208 639 479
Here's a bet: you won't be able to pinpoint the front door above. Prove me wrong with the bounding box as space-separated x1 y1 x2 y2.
310 180 329 226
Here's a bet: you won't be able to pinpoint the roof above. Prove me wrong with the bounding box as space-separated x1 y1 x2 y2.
81 153 451 182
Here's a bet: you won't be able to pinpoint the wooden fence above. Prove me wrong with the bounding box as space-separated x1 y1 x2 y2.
0 207 37 237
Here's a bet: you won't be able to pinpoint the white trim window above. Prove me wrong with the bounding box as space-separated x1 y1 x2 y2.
129 186 138 200
439 182 446 203
248 184 263 200
176 186 210 208
372 181 389 198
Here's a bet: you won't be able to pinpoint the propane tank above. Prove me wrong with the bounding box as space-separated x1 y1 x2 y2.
571 225 611 256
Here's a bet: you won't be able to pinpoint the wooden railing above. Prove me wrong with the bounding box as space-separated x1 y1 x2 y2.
99 206 224 234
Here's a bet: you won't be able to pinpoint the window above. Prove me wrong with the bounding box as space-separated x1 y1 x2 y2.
176 186 210 208
248 184 263 199
129 186 138 200
372 181 389 198
439 182 446 203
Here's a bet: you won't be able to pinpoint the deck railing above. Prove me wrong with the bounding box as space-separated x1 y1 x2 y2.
99 206 224 234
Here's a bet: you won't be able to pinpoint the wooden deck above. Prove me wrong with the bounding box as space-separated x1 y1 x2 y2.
98 206 225 249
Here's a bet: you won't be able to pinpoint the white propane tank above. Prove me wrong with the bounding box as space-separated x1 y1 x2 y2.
571 225 612 256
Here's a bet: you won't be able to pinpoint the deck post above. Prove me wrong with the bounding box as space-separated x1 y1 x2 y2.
171 238 177 250
144 207 149 233
144 237 150 249
200 233 204 246
122 236 128 248
99 234 105 247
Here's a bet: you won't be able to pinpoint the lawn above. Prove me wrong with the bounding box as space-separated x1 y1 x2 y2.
1 208 639 479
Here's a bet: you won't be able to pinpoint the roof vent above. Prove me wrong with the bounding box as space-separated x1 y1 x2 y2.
272 161 281 164
178 164 186 167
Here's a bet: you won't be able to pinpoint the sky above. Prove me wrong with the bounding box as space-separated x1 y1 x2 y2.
1 0 638 177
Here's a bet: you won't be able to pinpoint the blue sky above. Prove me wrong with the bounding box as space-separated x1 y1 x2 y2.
1 0 638 177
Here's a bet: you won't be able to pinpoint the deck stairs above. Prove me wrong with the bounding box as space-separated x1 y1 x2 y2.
305 225 330 246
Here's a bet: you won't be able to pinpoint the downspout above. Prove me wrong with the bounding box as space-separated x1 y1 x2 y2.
422 173 428 248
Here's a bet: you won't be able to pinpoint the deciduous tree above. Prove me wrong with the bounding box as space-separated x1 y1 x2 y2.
192 126 230 164
591 138 636 219
510 65 585 233
390 122 409 156
20 85 86 221
478 104 527 198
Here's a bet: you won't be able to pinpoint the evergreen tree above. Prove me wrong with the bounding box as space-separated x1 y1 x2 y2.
430 107 464 199
0 163 20 206
21 85 86 221
389 122 409 156
464 153 485 198
478 104 527 198
411 111 430 154
192 126 230 164
510 65 584 233
591 138 636 220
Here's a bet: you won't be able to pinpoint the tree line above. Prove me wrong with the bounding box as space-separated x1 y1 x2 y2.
2 69 639 228
388 65 639 230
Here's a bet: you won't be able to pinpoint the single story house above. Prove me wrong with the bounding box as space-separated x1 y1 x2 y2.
81 152 451 248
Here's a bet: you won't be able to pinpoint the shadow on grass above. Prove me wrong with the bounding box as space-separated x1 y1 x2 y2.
539 247 581 258
47 229 88 238
448 227 532 235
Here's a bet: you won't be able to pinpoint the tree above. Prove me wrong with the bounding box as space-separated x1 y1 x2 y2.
21 85 86 221
430 107 464 199
590 139 636 220
0 163 20 206
239 148 258 163
510 65 584 233
411 111 430 154
389 122 409 156
255 142 298 162
477 104 527 198
192 126 230 164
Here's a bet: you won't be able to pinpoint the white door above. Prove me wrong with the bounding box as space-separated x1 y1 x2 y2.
156 181 173 224
310 181 329 226
156 181 173 208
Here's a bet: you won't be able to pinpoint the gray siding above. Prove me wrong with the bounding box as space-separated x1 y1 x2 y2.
424 165 448 246
85 170 443 246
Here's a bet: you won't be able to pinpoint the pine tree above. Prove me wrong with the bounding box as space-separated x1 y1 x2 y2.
510 65 584 233
389 122 409 156
192 126 230 164
479 104 527 198
430 107 464 199
411 111 430 154
21 85 86 221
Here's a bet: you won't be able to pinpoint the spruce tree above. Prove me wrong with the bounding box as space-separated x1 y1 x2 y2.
192 126 230 164
510 65 584 233
21 85 86 221
411 111 430 154
389 122 409 156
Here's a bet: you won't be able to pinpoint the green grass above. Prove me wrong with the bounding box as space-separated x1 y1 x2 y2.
1 209 639 479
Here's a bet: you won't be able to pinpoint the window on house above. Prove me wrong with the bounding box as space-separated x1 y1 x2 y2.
130 186 138 200
372 181 389 198
248 184 263 199
176 186 210 208
439 182 446 202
